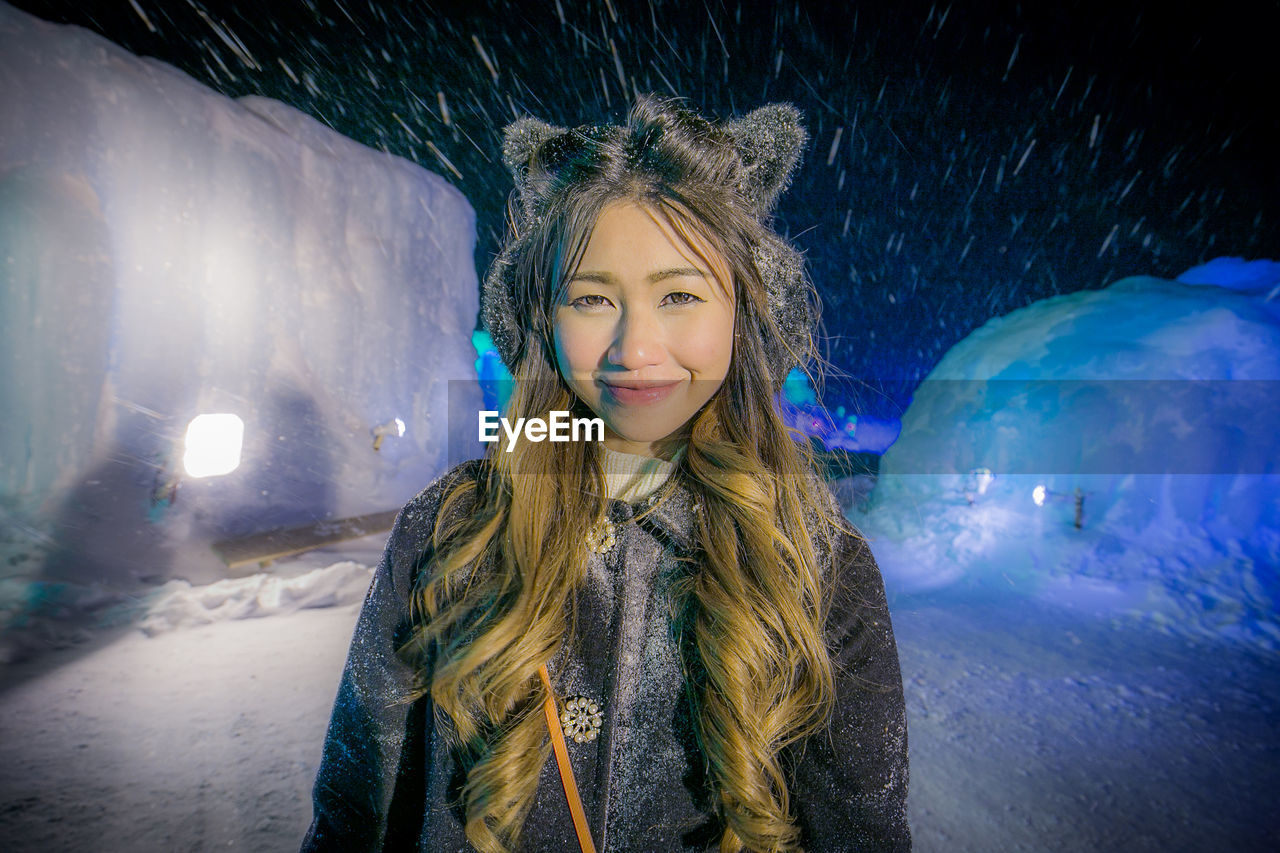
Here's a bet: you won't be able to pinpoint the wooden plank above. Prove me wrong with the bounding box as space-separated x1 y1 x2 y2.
211 508 400 571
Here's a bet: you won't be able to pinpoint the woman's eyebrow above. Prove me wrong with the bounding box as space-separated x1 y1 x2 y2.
650 267 709 283
568 267 708 284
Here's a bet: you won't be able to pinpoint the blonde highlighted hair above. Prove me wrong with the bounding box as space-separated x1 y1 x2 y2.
400 95 852 852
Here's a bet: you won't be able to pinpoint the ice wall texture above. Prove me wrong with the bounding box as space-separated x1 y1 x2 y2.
0 5 479 585
864 265 1280 648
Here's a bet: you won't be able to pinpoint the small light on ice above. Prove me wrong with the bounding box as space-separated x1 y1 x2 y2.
372 416 406 451
1032 484 1046 507
183 413 245 477
969 467 994 496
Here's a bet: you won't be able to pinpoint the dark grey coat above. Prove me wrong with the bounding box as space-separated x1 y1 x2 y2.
301 461 910 851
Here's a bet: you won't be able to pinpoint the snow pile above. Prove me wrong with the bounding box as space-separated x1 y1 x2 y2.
138 562 374 636
1176 256 1280 294
0 3 481 587
863 262 1280 649
0 559 376 663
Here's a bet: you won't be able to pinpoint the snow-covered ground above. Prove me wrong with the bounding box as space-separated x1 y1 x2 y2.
898 592 1277 851
1 546 1275 852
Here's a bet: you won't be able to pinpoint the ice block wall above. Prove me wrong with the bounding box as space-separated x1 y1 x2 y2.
0 4 481 584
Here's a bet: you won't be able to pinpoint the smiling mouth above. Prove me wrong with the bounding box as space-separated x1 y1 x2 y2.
599 379 682 406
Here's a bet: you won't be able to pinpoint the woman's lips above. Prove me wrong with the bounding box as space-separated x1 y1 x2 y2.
599 379 682 406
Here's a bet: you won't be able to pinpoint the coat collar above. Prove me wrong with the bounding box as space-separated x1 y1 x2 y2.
466 455 700 556
619 476 699 557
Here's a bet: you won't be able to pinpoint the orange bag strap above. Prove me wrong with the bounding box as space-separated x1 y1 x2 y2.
538 664 598 853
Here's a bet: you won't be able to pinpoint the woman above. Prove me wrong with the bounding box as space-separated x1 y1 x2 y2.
302 95 909 852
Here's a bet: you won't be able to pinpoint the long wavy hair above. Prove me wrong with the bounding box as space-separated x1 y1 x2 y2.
400 95 850 853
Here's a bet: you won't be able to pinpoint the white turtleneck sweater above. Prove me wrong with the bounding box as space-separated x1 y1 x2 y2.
601 446 680 503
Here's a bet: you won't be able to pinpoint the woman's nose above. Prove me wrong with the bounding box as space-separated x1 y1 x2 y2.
607 307 663 369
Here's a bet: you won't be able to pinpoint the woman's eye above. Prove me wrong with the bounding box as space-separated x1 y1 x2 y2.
662 291 703 306
570 294 611 309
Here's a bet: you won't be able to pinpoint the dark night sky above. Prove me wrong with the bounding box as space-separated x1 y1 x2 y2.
10 0 1279 417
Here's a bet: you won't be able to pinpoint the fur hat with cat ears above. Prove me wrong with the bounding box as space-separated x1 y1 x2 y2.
482 97 814 383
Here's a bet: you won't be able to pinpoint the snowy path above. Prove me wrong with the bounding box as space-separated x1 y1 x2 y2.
1 579 1275 852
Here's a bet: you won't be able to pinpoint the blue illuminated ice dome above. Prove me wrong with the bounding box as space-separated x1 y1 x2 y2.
863 259 1280 649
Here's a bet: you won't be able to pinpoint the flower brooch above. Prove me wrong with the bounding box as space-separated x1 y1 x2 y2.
585 517 616 554
560 695 604 743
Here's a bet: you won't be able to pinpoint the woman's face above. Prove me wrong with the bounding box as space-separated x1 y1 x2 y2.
553 200 736 458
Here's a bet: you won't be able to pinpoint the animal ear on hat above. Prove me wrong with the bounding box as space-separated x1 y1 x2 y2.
724 103 808 217
500 116 568 232
500 117 568 188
